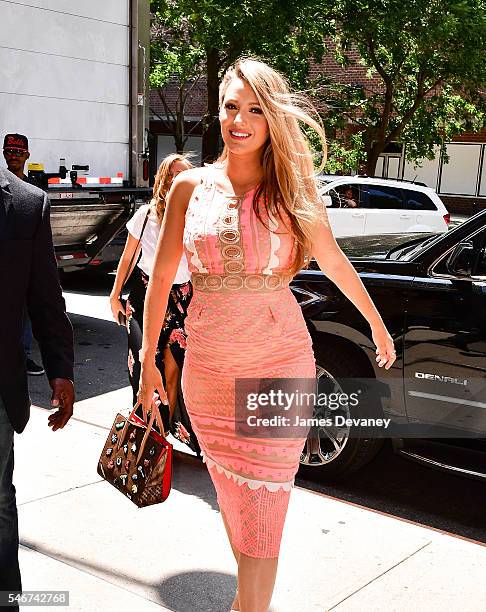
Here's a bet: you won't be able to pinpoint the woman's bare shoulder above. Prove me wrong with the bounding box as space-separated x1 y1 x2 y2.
172 166 208 190
170 166 213 207
167 167 209 214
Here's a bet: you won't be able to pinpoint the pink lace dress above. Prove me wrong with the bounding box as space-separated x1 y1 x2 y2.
181 167 315 558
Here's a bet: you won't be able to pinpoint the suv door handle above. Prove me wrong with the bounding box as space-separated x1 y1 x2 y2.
400 214 411 219
351 212 364 218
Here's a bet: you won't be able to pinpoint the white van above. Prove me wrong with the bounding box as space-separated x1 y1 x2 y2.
317 175 450 237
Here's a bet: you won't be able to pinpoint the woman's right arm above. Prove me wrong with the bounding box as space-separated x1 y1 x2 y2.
109 232 140 324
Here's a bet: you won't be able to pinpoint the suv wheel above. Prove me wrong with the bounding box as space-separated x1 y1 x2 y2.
298 347 384 481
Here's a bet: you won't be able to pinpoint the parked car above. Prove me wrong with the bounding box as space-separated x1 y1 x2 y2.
316 175 450 237
293 210 486 481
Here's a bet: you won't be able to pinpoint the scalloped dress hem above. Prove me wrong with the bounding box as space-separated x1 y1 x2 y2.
201 451 294 492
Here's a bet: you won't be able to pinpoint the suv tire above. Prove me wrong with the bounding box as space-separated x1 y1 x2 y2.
298 344 384 481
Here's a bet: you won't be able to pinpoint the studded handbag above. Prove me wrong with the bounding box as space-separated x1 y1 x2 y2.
97 401 172 507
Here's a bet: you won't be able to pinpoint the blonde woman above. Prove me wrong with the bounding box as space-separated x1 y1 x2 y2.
139 59 395 612
110 154 198 450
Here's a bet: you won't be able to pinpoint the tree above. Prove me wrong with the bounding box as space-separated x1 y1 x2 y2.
314 0 486 175
150 0 329 162
150 5 205 153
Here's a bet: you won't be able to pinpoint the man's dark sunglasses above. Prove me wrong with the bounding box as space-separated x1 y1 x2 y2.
3 148 27 156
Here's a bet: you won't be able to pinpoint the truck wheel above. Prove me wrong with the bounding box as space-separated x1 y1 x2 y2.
298 346 384 481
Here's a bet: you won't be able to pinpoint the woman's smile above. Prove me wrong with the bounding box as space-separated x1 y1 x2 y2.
229 130 252 140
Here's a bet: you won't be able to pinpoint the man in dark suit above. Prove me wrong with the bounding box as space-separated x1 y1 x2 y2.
3 133 45 375
0 168 75 604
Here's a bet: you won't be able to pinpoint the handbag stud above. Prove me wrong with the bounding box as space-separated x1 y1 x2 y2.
106 448 113 456
115 421 125 431
137 465 146 479
116 457 122 467
119 474 128 486
123 444 129 455
131 473 138 481
131 443 137 453
111 434 118 444
131 485 138 494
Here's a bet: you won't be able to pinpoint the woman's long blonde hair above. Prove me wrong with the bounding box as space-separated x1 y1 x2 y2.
152 153 193 221
218 58 327 274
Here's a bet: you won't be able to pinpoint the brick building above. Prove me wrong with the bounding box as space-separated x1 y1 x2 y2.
150 54 486 215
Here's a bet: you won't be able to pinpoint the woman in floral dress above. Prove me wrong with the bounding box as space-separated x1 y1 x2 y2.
110 154 199 451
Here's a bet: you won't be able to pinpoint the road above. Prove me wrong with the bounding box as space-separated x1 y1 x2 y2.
28 268 486 551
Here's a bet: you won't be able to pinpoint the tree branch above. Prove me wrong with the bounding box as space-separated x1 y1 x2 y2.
187 118 203 136
365 35 392 87
385 73 443 144
150 108 172 132
157 88 177 124
180 74 203 107
340 111 370 128
379 82 394 139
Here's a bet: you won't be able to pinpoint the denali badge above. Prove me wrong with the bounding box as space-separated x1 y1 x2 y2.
415 372 468 386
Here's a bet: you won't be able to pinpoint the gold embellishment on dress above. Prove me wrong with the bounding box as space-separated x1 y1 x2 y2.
265 275 281 289
192 273 291 292
222 213 238 226
218 196 246 285
193 192 292 293
223 275 244 290
222 245 243 259
245 274 265 290
205 275 224 290
224 260 245 274
219 229 240 243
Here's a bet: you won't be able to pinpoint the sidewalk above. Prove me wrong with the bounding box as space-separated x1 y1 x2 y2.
14 387 486 612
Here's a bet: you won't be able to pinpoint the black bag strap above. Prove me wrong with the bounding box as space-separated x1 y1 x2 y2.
119 206 151 295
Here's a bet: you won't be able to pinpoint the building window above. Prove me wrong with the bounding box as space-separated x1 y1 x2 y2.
438 143 481 196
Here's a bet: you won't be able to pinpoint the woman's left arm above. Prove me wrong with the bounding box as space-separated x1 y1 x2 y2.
310 217 396 370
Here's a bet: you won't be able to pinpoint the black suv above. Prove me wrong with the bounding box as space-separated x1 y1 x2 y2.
292 211 486 481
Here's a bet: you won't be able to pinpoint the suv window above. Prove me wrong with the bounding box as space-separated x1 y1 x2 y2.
327 184 364 208
476 246 486 276
327 188 341 208
433 228 486 277
361 186 403 209
473 230 486 277
402 189 436 211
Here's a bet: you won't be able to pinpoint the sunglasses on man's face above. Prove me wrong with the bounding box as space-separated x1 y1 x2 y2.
3 148 27 156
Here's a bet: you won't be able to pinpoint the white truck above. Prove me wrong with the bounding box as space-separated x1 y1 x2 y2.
0 0 151 270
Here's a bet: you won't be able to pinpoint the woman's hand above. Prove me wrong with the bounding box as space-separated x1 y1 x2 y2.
109 295 125 325
138 358 169 425
372 324 396 370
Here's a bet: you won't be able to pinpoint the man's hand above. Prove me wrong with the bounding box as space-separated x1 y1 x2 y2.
48 378 75 431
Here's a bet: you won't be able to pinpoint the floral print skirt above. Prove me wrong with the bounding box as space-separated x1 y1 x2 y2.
125 267 199 454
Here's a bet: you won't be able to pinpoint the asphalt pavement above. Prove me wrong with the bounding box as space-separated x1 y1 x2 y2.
16 269 486 612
